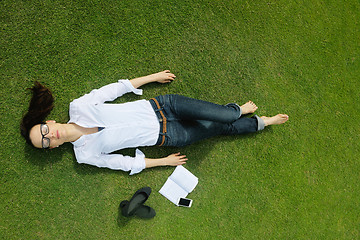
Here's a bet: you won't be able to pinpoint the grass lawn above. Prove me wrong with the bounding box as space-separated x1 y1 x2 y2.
1 0 359 239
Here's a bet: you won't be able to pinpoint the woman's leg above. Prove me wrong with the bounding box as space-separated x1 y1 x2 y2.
156 94 264 146
161 114 292 147
162 116 263 147
155 94 242 123
151 94 284 147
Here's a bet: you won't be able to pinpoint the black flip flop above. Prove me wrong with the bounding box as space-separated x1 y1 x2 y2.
120 187 155 218
134 205 156 219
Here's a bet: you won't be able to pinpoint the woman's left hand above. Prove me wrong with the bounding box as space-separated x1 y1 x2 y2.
164 152 188 166
144 152 187 169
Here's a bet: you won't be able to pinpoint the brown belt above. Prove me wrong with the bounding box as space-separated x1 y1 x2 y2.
150 98 167 146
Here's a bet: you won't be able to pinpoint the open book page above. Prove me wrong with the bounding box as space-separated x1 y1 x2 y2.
159 166 199 205
159 178 188 205
169 166 198 193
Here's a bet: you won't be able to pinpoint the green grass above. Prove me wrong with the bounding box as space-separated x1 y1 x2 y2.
1 0 360 239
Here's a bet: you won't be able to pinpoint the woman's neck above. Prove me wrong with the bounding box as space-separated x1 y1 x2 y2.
66 123 99 142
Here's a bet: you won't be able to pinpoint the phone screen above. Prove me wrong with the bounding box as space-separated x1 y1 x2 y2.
178 198 191 207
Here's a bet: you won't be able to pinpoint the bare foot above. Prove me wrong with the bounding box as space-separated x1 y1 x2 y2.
261 114 289 126
241 101 258 114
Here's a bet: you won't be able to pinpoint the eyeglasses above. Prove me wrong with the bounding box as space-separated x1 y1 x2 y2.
40 124 50 149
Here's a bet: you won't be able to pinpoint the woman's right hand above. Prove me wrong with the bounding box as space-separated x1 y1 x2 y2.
152 70 176 83
130 70 176 88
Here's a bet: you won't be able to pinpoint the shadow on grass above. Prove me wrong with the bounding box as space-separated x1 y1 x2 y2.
116 202 156 228
117 214 132 228
24 142 68 169
117 210 155 228
71 125 269 176
167 130 266 171
24 124 270 173
117 201 131 228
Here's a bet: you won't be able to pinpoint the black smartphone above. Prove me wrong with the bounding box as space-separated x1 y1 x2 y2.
178 198 192 207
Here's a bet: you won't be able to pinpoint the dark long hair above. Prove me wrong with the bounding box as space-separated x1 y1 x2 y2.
21 81 54 146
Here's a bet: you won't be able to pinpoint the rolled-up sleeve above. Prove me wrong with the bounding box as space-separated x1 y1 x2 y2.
76 149 146 175
118 80 143 96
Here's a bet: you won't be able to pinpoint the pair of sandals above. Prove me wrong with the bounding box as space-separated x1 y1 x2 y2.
119 187 156 219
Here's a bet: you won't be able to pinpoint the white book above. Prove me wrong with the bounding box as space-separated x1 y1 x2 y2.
159 166 198 205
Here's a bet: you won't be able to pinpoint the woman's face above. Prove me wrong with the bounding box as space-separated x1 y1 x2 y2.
29 121 66 149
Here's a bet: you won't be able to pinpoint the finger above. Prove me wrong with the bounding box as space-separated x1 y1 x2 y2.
176 153 185 157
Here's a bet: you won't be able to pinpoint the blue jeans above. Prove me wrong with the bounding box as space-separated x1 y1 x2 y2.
150 95 264 147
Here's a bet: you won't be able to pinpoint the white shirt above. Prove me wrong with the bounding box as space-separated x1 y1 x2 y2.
68 80 160 175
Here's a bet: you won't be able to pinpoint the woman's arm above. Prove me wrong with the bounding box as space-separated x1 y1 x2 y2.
130 70 176 89
145 152 188 169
